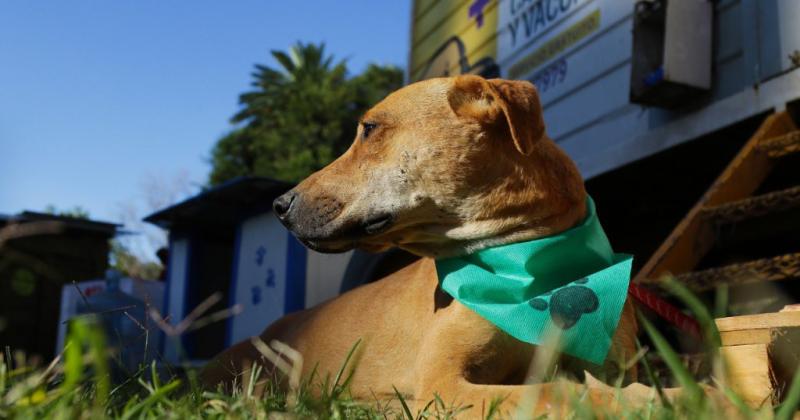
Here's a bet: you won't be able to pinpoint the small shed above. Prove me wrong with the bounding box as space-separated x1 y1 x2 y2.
145 177 414 363
0 212 118 358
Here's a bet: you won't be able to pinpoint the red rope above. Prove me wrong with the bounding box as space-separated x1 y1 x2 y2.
628 282 702 340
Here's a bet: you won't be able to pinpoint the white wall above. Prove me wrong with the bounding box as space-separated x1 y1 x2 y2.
228 213 291 344
163 237 189 362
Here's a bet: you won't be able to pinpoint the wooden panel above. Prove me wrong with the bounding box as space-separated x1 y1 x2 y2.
716 311 800 332
714 0 743 62
713 0 748 99
756 0 784 79
774 0 800 74
413 0 441 19
719 329 773 346
543 63 630 140
536 21 631 108
721 344 776 407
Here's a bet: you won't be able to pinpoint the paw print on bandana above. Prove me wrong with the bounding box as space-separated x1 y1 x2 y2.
528 278 599 330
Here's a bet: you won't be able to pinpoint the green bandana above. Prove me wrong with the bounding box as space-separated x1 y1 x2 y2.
435 197 632 365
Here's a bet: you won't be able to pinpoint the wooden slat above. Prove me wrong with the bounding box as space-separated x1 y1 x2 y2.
758 130 800 158
719 328 773 346
715 311 800 332
676 252 800 292
701 185 800 226
636 112 797 283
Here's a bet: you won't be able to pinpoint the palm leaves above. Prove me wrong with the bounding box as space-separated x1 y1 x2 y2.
209 42 401 184
232 43 348 126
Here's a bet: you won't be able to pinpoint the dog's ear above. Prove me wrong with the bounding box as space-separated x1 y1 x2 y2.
487 78 545 155
448 75 545 155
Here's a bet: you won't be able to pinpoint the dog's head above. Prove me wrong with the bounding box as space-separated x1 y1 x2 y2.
273 75 586 257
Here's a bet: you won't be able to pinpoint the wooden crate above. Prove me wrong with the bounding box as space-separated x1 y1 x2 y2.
715 307 800 408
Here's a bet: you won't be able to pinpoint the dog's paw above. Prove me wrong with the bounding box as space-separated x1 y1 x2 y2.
528 278 599 329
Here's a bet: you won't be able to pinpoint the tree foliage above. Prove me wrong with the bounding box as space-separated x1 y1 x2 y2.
44 205 90 219
109 240 163 280
209 42 404 184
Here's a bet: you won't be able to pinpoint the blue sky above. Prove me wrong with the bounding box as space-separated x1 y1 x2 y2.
0 1 411 227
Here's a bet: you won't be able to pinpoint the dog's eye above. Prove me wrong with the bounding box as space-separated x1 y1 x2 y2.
361 122 377 140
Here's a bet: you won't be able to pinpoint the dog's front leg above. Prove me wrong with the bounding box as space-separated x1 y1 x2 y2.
409 301 638 418
413 377 625 418
414 375 736 418
408 313 585 416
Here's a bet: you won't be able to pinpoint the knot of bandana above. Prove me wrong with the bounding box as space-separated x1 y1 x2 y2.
434 197 632 364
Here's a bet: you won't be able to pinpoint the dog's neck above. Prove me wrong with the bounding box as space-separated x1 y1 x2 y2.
463 200 588 255
400 196 588 258
417 139 587 259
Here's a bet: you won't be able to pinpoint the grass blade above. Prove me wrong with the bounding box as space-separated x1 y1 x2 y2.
775 368 800 420
635 338 670 408
119 379 181 420
393 385 414 420
638 311 703 405
660 276 721 348
418 398 435 418
714 284 729 319
332 338 361 395
484 396 504 420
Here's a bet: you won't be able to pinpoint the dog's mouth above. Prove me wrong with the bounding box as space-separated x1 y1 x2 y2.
298 238 353 254
295 213 395 253
363 213 394 235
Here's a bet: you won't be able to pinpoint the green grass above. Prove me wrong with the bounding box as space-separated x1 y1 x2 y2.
2 281 800 419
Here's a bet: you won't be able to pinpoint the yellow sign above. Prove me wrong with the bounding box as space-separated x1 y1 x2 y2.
410 0 500 81
410 1 600 83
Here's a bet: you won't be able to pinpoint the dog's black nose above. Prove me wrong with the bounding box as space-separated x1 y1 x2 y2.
273 192 296 220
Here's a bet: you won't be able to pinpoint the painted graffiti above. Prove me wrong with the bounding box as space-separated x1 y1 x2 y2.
250 245 277 306
255 245 266 266
251 286 261 305
469 0 491 28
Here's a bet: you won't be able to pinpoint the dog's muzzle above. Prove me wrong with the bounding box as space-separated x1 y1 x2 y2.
273 190 394 251
274 191 344 232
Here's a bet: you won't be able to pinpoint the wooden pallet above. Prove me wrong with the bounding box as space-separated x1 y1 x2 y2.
635 111 800 284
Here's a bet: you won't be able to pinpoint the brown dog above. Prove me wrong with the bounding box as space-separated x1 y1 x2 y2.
202 75 638 415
